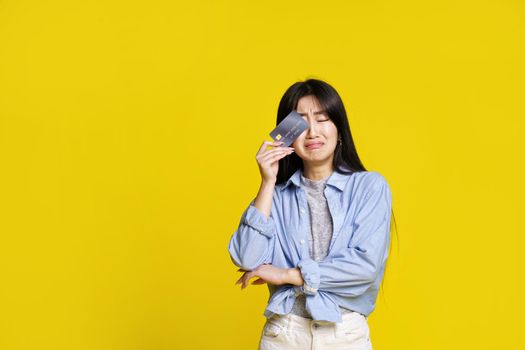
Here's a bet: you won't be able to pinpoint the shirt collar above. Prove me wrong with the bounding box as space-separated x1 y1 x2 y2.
279 165 353 192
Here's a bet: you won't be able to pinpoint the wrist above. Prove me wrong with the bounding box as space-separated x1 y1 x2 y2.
261 179 276 188
287 268 304 286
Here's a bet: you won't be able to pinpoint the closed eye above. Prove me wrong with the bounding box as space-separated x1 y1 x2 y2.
301 117 331 122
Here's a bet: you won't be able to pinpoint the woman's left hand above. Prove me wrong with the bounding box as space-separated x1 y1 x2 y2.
235 264 290 289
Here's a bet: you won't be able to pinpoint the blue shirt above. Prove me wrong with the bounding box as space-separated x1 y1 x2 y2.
227 165 393 323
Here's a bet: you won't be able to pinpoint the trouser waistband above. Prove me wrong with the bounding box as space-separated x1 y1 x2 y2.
268 311 367 334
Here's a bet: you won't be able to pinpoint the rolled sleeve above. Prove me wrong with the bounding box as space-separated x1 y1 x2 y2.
296 257 320 295
242 202 276 239
227 198 278 271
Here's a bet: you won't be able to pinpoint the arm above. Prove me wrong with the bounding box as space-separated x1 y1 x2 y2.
227 181 279 271
294 173 393 297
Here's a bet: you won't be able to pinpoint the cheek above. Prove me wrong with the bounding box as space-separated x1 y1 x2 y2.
327 126 339 140
293 134 305 146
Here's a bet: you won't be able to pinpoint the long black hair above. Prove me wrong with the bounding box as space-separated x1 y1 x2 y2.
275 78 399 298
275 78 365 183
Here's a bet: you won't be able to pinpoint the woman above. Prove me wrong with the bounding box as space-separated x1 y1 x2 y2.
227 78 394 350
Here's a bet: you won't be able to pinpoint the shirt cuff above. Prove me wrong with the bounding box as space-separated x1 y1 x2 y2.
296 258 320 295
241 203 275 239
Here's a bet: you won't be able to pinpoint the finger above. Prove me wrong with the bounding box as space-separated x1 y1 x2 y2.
239 274 247 289
259 148 294 164
257 140 284 156
258 147 294 161
260 150 294 165
251 278 267 285
235 275 243 285
236 271 249 285
242 273 253 289
257 148 288 163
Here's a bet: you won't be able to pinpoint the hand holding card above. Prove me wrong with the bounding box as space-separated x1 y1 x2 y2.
255 140 294 184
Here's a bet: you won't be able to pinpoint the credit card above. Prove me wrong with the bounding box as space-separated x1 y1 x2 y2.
269 110 308 147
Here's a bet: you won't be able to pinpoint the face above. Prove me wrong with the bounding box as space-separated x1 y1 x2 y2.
292 95 339 166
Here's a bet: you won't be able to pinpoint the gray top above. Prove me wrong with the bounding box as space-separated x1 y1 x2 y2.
288 172 354 318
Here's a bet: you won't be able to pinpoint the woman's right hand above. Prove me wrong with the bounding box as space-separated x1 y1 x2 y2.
256 141 295 184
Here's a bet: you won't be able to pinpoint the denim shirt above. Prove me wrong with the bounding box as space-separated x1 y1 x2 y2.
227 166 393 323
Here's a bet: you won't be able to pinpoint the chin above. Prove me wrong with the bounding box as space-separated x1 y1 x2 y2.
305 152 330 161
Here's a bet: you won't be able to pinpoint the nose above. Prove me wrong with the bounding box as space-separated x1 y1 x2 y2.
306 119 318 136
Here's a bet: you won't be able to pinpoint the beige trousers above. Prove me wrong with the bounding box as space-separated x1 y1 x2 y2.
258 311 372 350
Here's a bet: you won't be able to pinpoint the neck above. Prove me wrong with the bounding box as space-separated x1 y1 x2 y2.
302 163 334 181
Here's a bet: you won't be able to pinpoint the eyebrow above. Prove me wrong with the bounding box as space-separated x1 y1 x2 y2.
297 110 326 116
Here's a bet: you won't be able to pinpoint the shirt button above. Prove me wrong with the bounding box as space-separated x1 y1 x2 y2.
300 239 305 245
313 323 319 328
300 208 305 214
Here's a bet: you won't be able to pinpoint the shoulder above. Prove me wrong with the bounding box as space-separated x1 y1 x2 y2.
360 171 389 186
353 171 391 199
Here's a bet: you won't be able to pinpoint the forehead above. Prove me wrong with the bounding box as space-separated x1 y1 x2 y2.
296 95 323 112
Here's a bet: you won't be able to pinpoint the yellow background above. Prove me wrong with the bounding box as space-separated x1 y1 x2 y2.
1 1 524 349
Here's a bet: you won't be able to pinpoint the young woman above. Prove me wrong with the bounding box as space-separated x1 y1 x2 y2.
228 78 394 350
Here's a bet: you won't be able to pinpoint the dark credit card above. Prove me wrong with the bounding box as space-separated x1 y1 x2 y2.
269 110 309 147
